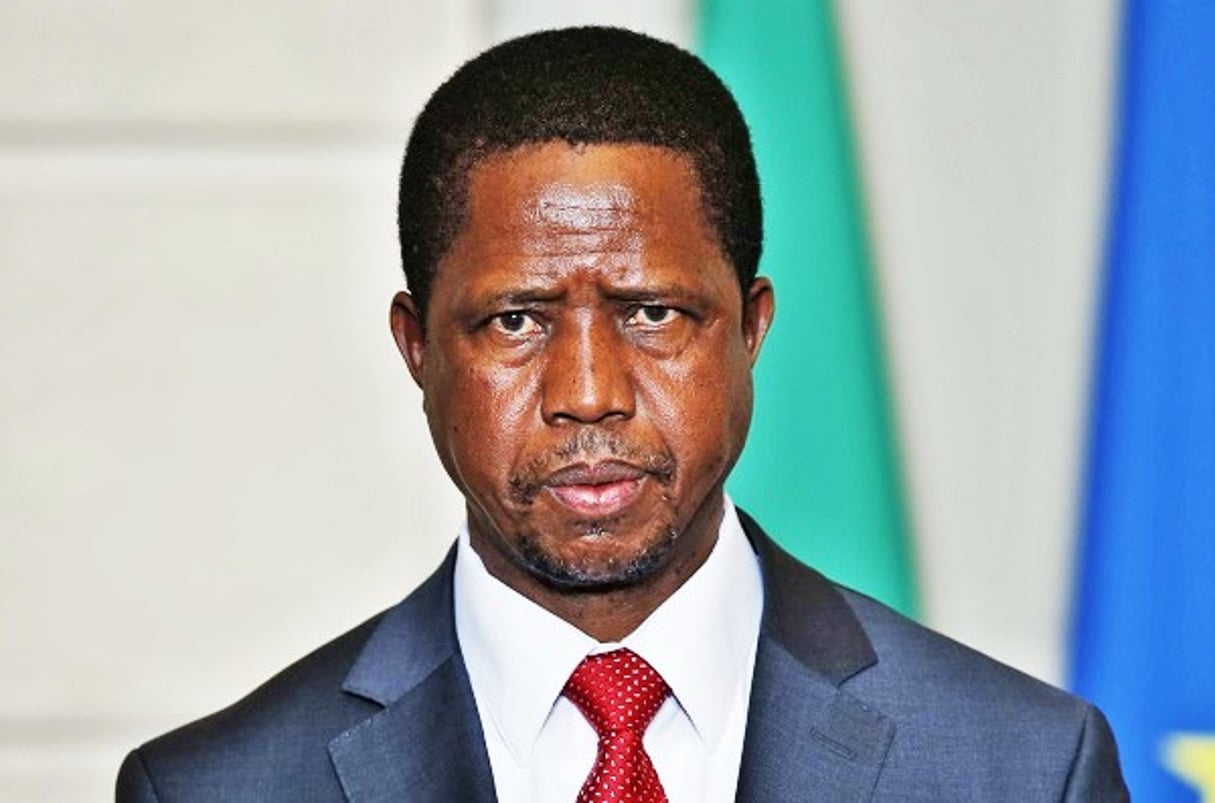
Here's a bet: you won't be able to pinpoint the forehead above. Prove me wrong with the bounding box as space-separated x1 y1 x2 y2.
467 141 704 207
427 143 739 315
457 143 714 252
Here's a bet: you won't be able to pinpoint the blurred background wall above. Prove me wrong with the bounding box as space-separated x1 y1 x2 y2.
0 1 1116 797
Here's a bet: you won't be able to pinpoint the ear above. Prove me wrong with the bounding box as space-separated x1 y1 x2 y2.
741 277 775 366
390 291 427 387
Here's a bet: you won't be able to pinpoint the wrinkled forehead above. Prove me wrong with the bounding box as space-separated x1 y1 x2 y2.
459 142 711 240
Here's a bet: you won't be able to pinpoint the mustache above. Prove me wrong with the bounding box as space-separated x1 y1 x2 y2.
508 429 676 505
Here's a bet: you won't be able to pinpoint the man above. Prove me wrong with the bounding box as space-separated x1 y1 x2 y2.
117 27 1127 801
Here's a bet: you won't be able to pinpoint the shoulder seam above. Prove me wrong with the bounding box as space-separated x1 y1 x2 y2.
1060 701 1094 797
133 747 163 802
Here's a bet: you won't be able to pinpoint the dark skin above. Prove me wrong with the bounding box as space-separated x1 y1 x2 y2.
391 142 774 642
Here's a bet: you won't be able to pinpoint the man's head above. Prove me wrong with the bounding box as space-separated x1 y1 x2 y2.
391 28 774 637
397 26 762 325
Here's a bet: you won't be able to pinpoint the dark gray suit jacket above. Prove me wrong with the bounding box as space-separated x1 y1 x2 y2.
117 513 1128 801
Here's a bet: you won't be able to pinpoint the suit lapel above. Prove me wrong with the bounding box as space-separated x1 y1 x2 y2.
327 548 496 802
736 512 895 802
328 657 495 801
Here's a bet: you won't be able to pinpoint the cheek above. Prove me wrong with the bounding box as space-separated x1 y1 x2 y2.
428 350 540 478
640 335 753 467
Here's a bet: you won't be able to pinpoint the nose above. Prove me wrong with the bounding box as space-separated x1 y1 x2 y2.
541 313 635 425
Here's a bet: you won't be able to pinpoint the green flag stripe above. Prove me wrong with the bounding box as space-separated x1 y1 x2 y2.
699 0 917 615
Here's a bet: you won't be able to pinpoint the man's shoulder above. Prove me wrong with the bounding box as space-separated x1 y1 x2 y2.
117 549 478 801
119 611 387 801
125 548 458 761
827 583 1123 798
746 514 1091 726
748 527 1125 800
835 584 1082 716
145 611 383 753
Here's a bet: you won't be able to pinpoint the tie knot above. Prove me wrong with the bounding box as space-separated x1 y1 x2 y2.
563 649 671 737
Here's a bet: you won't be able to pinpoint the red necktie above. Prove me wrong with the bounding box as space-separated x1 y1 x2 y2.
563 648 671 803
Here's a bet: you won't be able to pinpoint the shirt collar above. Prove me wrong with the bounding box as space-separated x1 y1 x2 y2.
453 496 763 763
623 497 762 749
454 524 596 765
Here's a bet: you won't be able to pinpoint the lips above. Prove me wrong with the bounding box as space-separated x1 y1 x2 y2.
544 461 647 517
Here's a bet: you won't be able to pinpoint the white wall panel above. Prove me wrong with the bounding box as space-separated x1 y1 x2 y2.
0 1 477 131
0 140 469 801
487 0 693 46
0 2 481 798
837 0 1117 682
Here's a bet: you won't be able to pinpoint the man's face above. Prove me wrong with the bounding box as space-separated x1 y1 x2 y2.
393 142 772 601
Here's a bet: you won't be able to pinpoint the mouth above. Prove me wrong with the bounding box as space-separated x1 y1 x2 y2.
543 461 647 518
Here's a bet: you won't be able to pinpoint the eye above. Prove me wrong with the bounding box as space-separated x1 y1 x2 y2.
489 311 542 336
628 304 679 327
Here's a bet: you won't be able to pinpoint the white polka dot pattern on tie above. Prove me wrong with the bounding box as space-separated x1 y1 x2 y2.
562 648 671 803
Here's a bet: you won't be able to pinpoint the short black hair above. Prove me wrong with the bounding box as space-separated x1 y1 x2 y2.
397 26 762 321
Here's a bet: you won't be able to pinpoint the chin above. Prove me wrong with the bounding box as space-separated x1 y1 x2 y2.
516 525 678 593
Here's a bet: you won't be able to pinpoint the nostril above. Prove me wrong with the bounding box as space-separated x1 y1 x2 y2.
541 353 635 425
538 316 637 425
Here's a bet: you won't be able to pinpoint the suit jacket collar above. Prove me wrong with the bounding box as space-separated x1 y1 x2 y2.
328 547 497 802
328 510 893 801
742 510 878 684
736 509 894 801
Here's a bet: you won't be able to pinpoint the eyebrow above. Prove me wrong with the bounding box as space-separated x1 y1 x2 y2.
600 284 708 304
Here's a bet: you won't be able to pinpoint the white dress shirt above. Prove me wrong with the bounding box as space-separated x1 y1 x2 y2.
454 497 764 803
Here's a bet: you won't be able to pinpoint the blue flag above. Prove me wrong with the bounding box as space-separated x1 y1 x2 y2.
1070 2 1215 800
